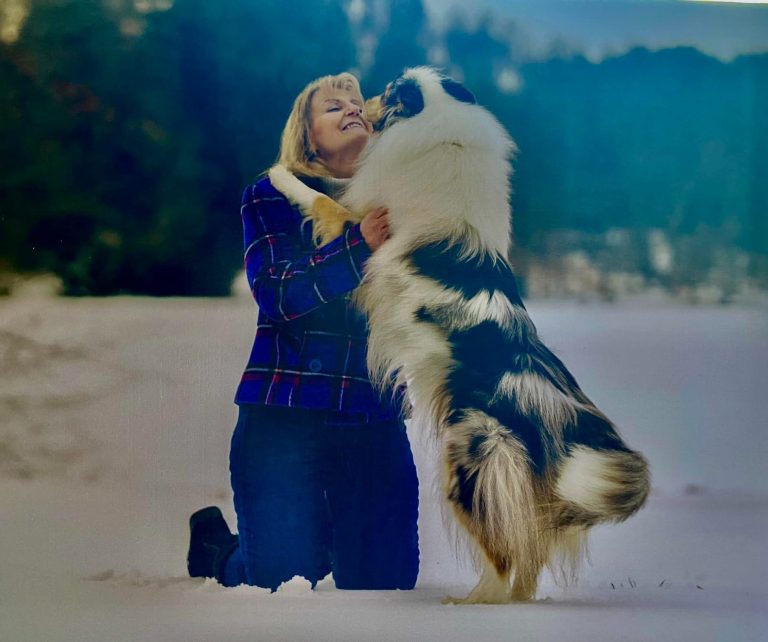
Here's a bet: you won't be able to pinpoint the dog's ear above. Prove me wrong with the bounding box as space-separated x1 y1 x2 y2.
387 77 425 118
441 78 476 105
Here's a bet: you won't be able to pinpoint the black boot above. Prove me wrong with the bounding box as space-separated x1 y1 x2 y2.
187 506 239 579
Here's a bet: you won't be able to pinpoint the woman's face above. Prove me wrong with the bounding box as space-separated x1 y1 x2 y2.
308 87 372 177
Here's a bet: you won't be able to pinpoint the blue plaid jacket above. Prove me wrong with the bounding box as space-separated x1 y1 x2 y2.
234 175 397 419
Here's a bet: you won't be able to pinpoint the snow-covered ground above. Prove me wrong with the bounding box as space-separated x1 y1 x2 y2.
1 291 766 641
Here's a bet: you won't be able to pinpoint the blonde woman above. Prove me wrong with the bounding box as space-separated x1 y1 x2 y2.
186 73 419 591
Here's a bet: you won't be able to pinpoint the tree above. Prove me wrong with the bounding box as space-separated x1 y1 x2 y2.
2 0 357 295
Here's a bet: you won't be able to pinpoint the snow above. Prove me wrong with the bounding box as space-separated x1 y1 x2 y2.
1 292 766 641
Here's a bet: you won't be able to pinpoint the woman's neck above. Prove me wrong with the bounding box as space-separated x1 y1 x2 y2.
323 156 357 179
319 175 350 200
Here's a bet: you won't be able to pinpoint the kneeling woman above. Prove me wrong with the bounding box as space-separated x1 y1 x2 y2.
187 72 419 590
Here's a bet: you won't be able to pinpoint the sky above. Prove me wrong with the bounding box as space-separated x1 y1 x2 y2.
423 0 768 61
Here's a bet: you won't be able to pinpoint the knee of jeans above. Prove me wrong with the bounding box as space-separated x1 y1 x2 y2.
334 570 418 591
243 560 332 593
237 523 333 591
333 539 420 591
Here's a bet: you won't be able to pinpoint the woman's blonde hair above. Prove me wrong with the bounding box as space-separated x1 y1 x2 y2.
277 72 364 178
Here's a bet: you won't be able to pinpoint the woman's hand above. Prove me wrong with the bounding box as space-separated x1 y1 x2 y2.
360 207 390 251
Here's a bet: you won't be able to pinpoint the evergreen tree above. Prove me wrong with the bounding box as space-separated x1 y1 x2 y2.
1 1 764 295
1 0 357 295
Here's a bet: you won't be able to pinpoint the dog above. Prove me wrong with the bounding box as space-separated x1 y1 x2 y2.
269 67 650 604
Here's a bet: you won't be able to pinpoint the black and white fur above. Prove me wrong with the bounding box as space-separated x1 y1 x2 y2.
270 67 650 604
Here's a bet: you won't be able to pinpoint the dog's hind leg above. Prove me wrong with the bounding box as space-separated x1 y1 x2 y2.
442 410 542 604
443 554 512 605
441 536 546 603
510 545 548 601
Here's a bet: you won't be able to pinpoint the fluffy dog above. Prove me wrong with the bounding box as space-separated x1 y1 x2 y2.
269 67 649 604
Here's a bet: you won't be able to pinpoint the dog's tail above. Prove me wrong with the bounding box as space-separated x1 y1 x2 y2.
553 443 650 527
444 409 544 576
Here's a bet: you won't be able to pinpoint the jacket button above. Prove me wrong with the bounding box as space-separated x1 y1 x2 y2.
309 359 322 372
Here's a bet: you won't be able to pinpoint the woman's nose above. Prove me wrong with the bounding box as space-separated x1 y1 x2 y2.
346 104 362 116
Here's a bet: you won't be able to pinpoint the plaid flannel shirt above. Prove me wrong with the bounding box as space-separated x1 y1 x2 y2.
234 176 397 419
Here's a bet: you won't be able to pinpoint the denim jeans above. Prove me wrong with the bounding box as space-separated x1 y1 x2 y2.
219 404 419 590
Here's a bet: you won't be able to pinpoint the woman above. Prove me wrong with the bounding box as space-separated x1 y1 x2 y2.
186 72 420 591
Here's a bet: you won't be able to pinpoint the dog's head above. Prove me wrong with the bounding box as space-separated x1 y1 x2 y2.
365 67 477 133
354 66 514 260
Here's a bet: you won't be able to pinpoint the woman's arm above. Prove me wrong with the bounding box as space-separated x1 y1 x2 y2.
241 180 372 322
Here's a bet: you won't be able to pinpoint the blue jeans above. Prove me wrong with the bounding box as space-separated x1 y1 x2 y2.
220 404 420 590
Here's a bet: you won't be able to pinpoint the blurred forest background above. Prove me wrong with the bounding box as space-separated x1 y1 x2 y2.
1 0 766 301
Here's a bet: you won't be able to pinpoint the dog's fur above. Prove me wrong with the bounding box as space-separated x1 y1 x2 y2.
269 67 650 604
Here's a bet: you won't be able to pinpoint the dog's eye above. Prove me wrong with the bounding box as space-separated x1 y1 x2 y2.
392 79 424 117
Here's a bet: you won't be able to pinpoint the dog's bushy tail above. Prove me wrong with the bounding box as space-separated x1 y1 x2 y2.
554 445 650 527
444 410 544 575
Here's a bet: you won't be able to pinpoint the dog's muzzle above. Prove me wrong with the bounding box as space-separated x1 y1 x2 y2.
364 94 386 131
